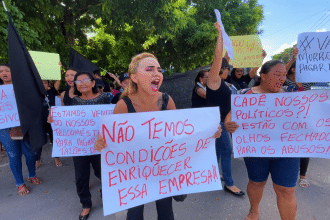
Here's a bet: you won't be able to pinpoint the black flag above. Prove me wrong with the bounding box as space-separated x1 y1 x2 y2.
7 13 47 152
69 48 99 73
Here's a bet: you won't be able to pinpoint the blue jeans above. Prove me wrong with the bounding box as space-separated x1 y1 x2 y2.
0 128 36 186
215 122 234 187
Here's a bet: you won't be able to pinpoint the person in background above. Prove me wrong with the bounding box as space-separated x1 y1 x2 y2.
36 80 62 168
108 72 122 92
219 58 238 94
93 69 111 92
206 23 245 197
0 64 42 196
109 83 120 96
225 60 299 220
110 73 130 104
228 50 267 90
95 78 105 94
60 67 78 106
94 52 222 220
48 71 110 220
96 78 114 102
284 51 311 188
191 69 208 108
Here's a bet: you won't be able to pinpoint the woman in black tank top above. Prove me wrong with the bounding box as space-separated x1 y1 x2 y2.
61 68 78 106
95 52 222 220
96 52 176 220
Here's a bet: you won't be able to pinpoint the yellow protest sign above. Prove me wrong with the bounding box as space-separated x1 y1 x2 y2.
29 51 61 80
224 35 263 68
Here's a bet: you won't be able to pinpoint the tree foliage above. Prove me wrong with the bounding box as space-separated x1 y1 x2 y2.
0 0 264 74
272 44 296 64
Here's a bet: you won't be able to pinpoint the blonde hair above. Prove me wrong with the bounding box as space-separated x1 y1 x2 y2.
120 52 158 99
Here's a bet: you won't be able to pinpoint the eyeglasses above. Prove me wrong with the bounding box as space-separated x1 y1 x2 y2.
75 78 91 85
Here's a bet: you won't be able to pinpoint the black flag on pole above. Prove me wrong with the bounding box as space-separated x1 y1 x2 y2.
69 48 99 73
7 13 47 152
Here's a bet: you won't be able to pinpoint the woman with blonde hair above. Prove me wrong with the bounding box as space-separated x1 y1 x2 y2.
95 48 222 219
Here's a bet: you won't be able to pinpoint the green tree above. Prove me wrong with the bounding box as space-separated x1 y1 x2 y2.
1 0 265 74
0 0 39 63
272 45 296 63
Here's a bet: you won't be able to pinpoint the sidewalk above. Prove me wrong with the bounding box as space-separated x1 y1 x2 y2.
0 142 329 220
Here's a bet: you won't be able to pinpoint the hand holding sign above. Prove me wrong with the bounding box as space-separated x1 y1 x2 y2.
95 134 107 152
214 9 234 60
214 21 222 34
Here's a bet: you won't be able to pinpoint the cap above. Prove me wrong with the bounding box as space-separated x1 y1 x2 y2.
119 73 130 83
221 58 231 69
95 79 104 87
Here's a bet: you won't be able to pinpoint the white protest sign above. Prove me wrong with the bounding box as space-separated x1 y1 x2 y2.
0 84 20 129
100 107 221 216
296 31 330 83
55 96 62 106
50 104 115 157
231 90 330 158
214 9 234 60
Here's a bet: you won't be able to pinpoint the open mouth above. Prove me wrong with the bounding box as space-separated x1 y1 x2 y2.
151 79 160 92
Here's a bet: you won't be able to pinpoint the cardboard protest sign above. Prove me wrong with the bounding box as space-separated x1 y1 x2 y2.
0 84 20 129
227 35 263 68
100 107 221 216
231 90 330 158
214 9 234 60
50 104 115 157
296 31 330 83
29 51 61 80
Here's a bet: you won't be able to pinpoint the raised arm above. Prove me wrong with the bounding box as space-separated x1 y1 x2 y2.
249 50 267 78
108 72 122 87
206 22 223 91
286 47 298 72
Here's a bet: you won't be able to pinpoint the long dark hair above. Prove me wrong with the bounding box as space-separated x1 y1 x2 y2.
0 64 10 85
194 70 208 84
73 72 98 96
287 61 296 76
254 60 284 86
230 68 243 81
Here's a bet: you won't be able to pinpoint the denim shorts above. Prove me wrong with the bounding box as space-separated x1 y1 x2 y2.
244 157 300 188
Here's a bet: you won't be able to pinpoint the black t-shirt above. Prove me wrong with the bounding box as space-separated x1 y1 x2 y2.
70 92 111 106
103 80 111 93
191 85 208 108
111 92 121 104
231 74 252 90
206 80 232 122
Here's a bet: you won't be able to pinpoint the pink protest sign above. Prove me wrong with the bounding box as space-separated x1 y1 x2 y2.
100 107 221 216
51 105 115 157
0 84 20 129
231 90 330 158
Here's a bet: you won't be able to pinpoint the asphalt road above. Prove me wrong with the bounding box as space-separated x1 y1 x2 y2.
0 142 329 220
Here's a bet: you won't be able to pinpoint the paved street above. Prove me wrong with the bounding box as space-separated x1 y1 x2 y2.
0 142 329 220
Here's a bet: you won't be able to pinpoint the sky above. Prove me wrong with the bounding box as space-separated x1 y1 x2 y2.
257 0 330 62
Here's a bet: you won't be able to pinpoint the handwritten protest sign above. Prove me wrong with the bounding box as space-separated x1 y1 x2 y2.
296 31 330 83
29 51 61 80
231 90 330 158
100 107 221 216
214 9 234 60
0 84 20 129
227 35 263 68
50 104 115 157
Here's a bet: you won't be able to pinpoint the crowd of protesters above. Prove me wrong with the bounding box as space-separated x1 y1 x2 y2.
0 20 329 220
